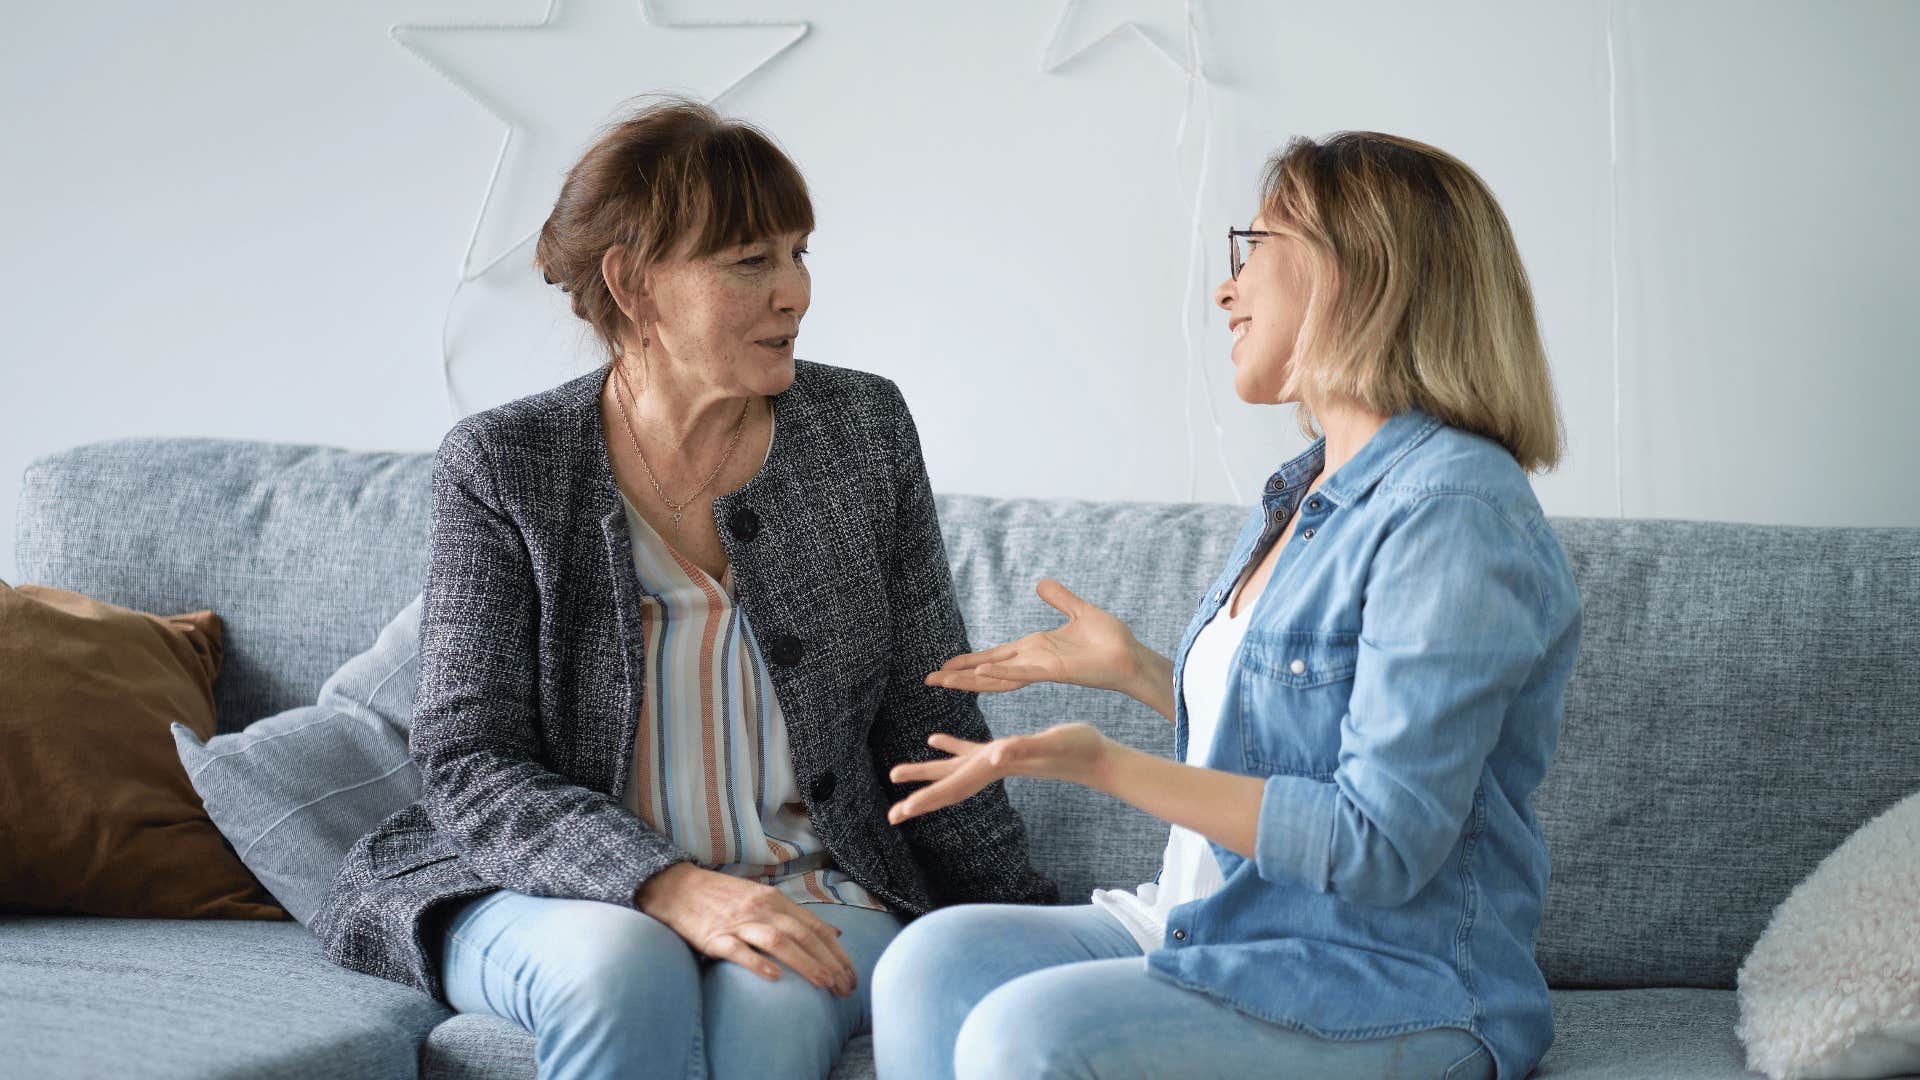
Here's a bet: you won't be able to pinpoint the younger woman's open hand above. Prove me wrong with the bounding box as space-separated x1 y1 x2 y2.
926 578 1144 696
886 724 1116 824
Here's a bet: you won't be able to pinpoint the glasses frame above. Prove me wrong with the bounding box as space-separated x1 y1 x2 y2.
1227 227 1276 280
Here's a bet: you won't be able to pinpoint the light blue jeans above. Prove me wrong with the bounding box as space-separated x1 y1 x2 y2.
870 903 1496 1080
439 888 905 1080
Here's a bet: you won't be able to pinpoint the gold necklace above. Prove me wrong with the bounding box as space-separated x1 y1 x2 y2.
610 366 751 530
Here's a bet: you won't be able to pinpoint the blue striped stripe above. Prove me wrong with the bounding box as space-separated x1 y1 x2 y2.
718 607 744 861
620 500 886 913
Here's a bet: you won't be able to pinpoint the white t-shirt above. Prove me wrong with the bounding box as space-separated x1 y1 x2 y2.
1090 562 1258 953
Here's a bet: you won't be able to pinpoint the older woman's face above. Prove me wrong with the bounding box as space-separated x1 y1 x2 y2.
645 229 811 398
1213 213 1311 405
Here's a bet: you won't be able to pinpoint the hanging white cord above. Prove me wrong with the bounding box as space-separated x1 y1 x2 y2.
1172 0 1240 503
390 0 809 420
1606 0 1624 517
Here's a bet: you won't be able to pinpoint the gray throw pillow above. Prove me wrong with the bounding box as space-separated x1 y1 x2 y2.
172 595 423 926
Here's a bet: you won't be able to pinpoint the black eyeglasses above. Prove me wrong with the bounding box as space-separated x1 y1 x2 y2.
1227 228 1275 280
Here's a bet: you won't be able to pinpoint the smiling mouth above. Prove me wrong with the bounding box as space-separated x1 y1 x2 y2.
1230 320 1250 341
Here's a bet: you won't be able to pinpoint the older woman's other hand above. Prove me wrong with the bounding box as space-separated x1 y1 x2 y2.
886 725 1116 825
927 579 1147 696
635 864 858 996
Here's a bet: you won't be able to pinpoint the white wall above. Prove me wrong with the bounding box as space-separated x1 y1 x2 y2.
5 0 1917 585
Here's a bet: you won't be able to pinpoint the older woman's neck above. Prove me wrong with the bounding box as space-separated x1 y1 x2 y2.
612 355 757 448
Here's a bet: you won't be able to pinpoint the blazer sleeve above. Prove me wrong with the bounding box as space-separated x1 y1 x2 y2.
410 420 695 907
871 384 1059 907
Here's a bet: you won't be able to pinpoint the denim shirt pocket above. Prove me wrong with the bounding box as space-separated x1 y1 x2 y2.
1234 629 1359 778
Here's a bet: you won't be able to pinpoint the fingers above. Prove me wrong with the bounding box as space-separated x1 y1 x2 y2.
734 920 851 996
888 732 982 786
925 669 1032 693
935 641 1022 673
705 932 782 982
888 749 996 824
774 911 857 993
972 662 1052 684
927 732 982 754
889 757 959 784
790 904 853 958
1035 578 1086 616
888 772 984 824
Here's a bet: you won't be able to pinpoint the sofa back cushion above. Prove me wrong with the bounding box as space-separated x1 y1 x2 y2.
18 439 433 733
1530 516 1920 988
18 439 1920 988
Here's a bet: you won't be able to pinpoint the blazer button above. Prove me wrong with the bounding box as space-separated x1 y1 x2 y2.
769 634 804 667
728 507 761 542
811 771 837 802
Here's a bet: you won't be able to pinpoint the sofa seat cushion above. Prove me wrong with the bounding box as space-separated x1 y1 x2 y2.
420 1013 877 1080
0 916 447 1080
1539 988 1759 1078
420 988 1764 1080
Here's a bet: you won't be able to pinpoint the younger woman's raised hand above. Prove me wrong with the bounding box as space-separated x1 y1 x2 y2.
926 578 1144 696
887 725 1116 824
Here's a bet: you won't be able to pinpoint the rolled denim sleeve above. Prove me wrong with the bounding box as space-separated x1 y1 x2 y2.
1254 492 1550 907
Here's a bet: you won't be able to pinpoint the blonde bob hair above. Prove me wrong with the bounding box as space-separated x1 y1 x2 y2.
1262 132 1562 473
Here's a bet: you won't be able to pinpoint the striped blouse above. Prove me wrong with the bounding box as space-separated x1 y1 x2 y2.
620 478 886 913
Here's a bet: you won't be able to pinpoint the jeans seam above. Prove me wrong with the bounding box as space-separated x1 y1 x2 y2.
444 926 516 1008
1443 1042 1488 1079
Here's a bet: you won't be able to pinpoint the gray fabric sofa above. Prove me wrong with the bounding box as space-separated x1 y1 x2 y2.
7 436 1918 1080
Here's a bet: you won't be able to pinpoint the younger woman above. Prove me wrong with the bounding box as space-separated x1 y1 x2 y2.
871 132 1582 1080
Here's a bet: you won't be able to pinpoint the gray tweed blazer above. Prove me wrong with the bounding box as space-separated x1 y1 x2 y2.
310 360 1057 1002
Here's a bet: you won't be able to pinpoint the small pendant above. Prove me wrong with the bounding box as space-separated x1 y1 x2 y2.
672 512 682 529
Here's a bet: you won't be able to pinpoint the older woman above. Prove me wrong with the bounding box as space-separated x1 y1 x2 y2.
310 99 1054 1080
872 133 1582 1080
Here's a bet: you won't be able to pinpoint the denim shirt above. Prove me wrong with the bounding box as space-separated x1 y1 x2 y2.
1147 407 1582 1080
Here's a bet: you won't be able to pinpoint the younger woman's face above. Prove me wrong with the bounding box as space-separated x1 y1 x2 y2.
1213 213 1312 405
638 229 812 399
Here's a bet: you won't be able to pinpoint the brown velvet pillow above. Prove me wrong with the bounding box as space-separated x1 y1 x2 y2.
0 581 286 919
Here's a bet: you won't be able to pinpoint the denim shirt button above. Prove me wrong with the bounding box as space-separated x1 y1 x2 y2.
1301 528 1316 540
1172 928 1187 942
1307 497 1324 512
1289 659 1307 675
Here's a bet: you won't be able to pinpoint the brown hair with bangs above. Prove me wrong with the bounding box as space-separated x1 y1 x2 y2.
535 96 814 363
1261 132 1563 473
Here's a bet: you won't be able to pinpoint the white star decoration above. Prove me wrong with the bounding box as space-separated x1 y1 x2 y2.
392 0 809 281
1040 0 1205 77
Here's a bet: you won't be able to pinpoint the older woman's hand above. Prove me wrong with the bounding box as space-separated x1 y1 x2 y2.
886 726 1117 824
927 579 1148 696
635 863 857 996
